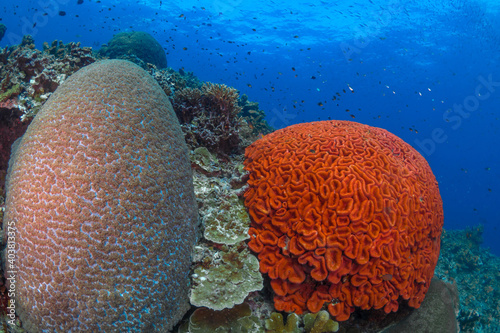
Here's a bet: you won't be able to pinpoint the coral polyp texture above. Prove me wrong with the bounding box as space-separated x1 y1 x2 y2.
244 120 443 321
2 60 198 332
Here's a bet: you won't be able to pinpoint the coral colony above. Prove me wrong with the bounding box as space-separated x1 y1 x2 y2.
1 33 498 332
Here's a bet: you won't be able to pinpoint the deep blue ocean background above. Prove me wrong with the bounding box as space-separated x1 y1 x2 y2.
2 0 499 255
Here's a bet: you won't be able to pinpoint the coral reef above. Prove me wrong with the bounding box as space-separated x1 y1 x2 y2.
0 35 97 216
244 121 443 321
190 244 263 310
0 35 95 120
2 60 197 332
98 31 167 68
435 226 500 332
5 36 493 333
171 82 243 155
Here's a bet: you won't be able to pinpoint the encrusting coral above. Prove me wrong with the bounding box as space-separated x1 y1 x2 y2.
189 245 263 310
244 120 443 321
266 312 301 333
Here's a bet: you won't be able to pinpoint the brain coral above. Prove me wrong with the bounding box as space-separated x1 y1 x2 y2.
244 121 443 321
3 60 198 332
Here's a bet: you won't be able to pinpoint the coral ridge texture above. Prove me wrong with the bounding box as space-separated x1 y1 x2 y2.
244 120 443 321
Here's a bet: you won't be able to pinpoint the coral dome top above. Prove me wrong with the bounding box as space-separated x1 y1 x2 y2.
244 120 443 321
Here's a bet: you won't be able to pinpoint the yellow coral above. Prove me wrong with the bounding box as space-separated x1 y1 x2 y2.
265 312 301 333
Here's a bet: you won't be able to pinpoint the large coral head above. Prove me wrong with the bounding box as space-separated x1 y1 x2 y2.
244 120 443 321
3 59 198 332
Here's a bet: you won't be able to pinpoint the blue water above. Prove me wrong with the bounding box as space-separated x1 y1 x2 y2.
2 0 499 255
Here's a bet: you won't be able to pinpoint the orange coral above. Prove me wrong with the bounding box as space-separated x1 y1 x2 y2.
244 121 443 321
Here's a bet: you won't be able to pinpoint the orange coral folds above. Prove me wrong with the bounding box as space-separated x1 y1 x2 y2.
244 121 443 321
